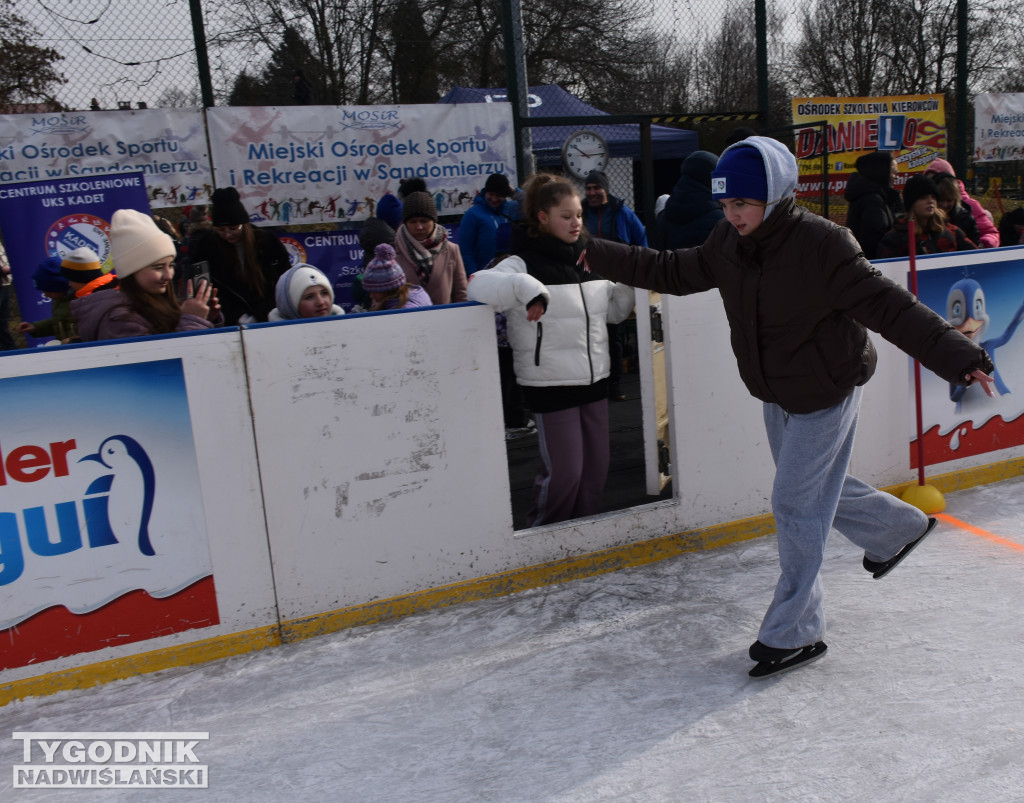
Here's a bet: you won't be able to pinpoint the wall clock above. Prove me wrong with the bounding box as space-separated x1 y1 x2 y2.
561 130 610 180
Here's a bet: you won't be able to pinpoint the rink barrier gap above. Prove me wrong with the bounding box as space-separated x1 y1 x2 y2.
3 455 1022 706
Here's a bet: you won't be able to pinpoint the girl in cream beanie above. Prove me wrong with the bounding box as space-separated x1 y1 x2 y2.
71 208 223 341
110 208 176 278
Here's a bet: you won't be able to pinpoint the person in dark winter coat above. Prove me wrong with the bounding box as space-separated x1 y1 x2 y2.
877 174 976 258
349 216 397 311
843 150 903 259
658 151 724 249
186 187 291 324
580 137 995 678
998 206 1024 247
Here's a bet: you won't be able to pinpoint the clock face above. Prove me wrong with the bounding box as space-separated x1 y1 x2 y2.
562 131 610 180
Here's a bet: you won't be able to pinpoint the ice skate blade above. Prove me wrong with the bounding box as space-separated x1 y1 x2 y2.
864 517 938 579
748 642 827 679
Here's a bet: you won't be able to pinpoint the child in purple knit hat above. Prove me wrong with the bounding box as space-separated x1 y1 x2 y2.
363 244 432 311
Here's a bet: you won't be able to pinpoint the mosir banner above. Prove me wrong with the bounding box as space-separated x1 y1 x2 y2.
974 93 1024 162
205 103 517 226
0 109 212 209
0 359 219 670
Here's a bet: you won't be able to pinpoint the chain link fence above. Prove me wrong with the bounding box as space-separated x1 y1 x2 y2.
11 0 1024 234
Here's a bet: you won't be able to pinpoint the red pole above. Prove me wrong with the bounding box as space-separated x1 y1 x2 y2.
907 219 927 486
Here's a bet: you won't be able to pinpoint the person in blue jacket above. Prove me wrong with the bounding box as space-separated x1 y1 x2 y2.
582 171 648 246
458 173 521 276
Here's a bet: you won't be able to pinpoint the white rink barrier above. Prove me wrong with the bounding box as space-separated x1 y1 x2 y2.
3 251 1024 700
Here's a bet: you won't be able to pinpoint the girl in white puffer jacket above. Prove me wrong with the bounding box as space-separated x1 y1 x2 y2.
468 174 635 526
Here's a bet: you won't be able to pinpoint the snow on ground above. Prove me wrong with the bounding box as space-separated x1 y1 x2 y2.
4 477 1024 802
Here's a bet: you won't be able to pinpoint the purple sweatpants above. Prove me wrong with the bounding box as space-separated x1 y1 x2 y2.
528 398 610 527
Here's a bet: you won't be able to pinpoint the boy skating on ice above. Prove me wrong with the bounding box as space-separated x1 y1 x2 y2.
580 137 995 678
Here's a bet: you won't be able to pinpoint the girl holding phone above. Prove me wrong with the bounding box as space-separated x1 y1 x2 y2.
72 209 223 341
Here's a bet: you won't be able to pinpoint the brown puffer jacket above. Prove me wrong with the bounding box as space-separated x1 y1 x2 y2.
584 197 992 414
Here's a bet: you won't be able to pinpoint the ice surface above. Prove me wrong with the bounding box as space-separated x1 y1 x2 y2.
4 477 1024 801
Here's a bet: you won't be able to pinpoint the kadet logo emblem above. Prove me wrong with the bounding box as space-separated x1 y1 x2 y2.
45 213 112 264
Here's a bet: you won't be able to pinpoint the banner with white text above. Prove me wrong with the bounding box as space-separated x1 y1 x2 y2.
974 93 1024 162
205 104 516 226
0 108 212 209
277 223 460 311
791 95 947 200
0 172 151 345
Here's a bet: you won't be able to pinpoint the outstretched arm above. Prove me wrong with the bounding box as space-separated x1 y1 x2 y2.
579 237 717 296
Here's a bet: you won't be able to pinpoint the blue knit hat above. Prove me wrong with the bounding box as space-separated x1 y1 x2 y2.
711 146 768 201
33 256 69 293
362 243 406 293
377 193 402 229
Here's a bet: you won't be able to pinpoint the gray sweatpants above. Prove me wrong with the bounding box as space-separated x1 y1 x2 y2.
758 386 929 649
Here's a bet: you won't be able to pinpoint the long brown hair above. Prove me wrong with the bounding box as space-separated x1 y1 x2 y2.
214 223 267 298
911 203 948 235
522 173 585 239
370 284 411 311
114 272 184 334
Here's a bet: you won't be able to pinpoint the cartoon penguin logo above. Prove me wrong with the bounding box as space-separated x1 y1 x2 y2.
945 275 1024 412
79 435 157 556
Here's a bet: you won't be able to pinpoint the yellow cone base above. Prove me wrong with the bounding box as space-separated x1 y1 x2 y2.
900 483 946 514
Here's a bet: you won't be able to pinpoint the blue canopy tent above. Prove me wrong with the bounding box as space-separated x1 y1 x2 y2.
438 85 699 163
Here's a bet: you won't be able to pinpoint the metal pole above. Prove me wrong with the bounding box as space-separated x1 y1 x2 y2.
500 0 535 180
755 0 769 128
189 0 216 108
954 0 969 178
640 122 656 232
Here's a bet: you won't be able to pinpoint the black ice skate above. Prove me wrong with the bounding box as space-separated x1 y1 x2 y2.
748 640 828 679
863 517 938 579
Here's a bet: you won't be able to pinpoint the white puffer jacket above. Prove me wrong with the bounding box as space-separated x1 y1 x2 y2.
468 254 635 387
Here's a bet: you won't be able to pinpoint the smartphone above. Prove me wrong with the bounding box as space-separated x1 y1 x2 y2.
189 261 211 293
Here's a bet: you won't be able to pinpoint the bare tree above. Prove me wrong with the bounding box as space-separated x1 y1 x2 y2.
157 86 201 108
787 0 1016 97
687 4 787 116
213 0 660 109
0 0 65 109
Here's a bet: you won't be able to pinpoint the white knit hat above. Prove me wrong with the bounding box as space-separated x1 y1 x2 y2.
109 208 175 279
274 263 334 319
